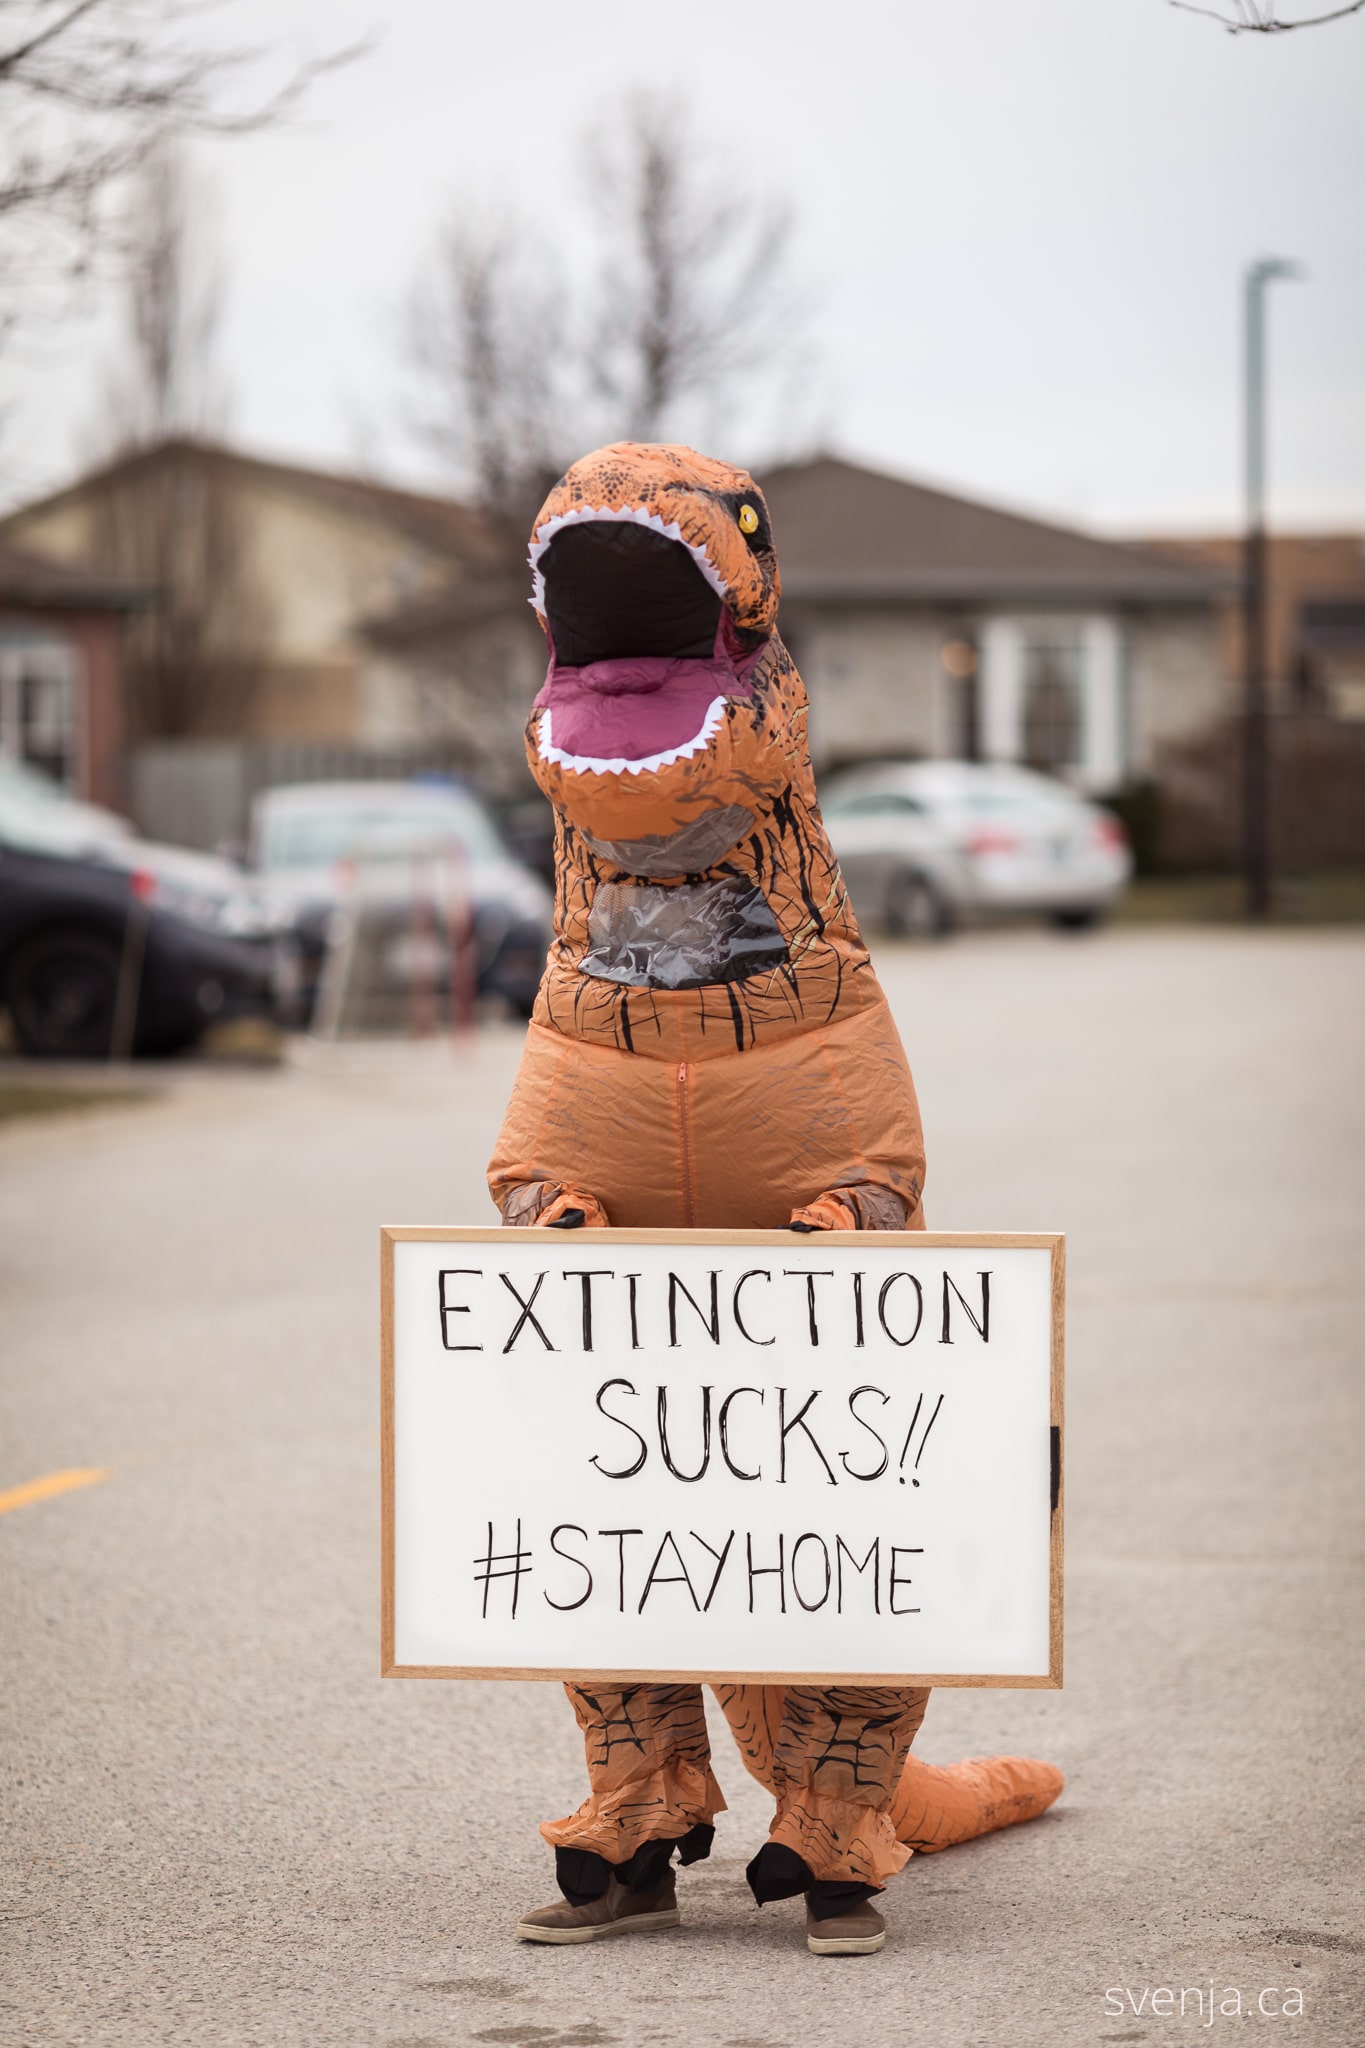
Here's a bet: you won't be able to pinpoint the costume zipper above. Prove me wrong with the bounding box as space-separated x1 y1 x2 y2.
676 1061 695 1228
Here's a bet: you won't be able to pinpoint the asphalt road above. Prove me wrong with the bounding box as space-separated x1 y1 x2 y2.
2 928 1362 2048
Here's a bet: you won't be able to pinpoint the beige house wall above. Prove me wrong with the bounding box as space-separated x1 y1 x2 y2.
1125 612 1226 772
242 662 361 742
786 606 956 768
782 601 1226 788
4 468 464 746
226 475 443 667
1 500 85 564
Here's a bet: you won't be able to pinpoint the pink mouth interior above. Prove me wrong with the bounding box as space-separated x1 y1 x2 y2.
535 626 756 762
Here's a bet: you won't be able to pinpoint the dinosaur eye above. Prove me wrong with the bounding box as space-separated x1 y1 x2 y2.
738 503 759 535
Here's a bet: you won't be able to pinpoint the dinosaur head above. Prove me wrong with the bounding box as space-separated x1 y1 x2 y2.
525 443 788 861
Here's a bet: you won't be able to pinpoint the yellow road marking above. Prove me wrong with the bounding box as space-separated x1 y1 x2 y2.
0 1467 111 1516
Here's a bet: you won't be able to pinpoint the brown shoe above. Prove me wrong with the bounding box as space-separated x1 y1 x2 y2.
805 1899 886 1955
516 1874 681 1945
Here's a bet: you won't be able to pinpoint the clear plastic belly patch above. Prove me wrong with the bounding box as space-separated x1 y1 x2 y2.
579 876 789 989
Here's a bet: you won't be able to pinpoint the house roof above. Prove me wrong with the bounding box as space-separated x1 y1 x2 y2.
361 574 532 647
352 448 1234 650
0 438 506 571
756 455 1228 607
0 539 149 613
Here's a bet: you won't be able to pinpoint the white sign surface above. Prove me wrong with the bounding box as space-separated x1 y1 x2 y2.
382 1229 1063 1686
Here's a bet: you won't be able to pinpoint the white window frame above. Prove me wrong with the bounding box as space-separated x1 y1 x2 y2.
0 631 83 790
976 614 1126 793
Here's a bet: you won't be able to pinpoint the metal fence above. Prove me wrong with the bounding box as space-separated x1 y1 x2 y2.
1149 712 1365 871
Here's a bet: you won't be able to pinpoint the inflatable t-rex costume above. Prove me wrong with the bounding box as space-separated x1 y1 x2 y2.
489 443 1061 1953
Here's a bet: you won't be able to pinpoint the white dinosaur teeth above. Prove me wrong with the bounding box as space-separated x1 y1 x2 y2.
537 697 727 777
527 503 729 617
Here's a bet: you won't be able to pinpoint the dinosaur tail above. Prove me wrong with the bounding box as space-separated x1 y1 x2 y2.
891 1752 1064 1853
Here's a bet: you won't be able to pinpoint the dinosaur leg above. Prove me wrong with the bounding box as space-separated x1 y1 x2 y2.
718 1685 931 1903
711 1682 786 1790
717 1685 1063 1859
538 1683 725 1901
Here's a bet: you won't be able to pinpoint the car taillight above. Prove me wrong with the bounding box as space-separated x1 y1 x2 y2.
129 868 158 901
1093 815 1127 850
965 828 1020 856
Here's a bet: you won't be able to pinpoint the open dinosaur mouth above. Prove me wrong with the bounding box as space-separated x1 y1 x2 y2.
530 508 750 772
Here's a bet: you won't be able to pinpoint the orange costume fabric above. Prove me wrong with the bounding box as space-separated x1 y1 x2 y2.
487 443 1060 1908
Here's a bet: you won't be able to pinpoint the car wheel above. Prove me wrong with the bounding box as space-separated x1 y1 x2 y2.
885 870 953 939
6 928 122 1059
1050 908 1102 933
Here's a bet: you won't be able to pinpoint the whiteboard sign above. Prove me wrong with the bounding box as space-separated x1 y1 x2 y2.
381 1229 1063 1687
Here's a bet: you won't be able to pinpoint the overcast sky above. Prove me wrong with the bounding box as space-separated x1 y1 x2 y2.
3 0 1361 532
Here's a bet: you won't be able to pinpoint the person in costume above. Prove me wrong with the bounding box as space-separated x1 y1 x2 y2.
488 442 1061 1956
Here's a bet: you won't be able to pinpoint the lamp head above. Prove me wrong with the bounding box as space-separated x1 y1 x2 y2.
1249 256 1303 286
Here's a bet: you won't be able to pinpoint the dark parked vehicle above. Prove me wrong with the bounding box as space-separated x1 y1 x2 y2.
248 781 553 1024
0 761 282 1058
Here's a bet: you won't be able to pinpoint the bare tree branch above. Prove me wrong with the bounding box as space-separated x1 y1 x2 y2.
0 0 103 74
95 131 225 447
405 211 568 523
404 91 813 513
78 134 267 737
90 443 271 737
587 92 800 444
0 1 367 324
1168 0 1364 30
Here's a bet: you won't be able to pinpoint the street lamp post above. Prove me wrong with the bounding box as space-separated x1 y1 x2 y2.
1242 255 1300 921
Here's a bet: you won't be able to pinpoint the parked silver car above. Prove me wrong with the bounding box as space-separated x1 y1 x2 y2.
820 760 1132 936
247 780 553 1024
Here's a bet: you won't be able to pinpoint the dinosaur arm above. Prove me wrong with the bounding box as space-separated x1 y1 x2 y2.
499 1181 611 1229
789 1181 923 1233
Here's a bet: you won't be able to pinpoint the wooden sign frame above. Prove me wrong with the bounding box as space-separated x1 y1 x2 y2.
381 1228 1064 1689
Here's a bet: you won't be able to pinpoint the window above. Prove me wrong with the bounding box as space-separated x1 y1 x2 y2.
978 615 1123 791
0 637 80 789
1021 633 1084 773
